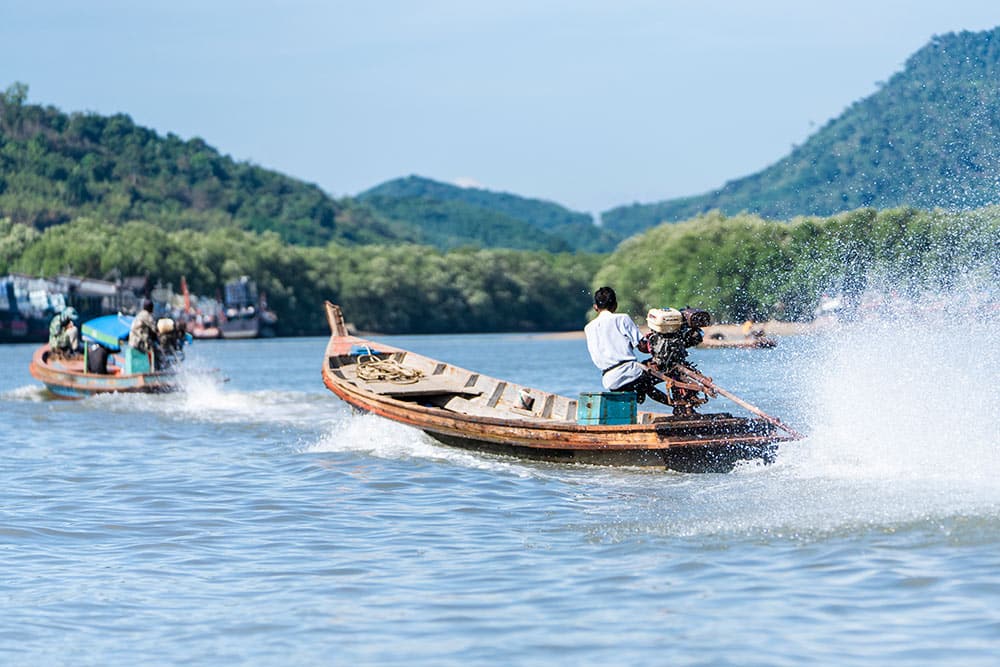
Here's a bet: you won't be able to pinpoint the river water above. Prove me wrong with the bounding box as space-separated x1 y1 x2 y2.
2 306 999 666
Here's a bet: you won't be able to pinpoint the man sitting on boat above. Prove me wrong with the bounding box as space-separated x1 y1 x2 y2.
584 286 671 406
48 306 80 359
129 299 158 357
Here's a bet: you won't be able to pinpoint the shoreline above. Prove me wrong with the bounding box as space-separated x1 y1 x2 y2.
534 319 831 341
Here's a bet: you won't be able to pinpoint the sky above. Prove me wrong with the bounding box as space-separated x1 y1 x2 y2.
2 1 998 217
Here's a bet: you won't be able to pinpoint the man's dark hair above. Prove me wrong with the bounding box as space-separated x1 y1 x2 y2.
143 299 154 312
594 286 617 311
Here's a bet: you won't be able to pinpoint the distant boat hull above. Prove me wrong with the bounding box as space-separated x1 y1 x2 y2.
0 314 49 344
219 316 259 339
29 345 180 399
321 303 800 472
189 325 221 340
699 336 777 349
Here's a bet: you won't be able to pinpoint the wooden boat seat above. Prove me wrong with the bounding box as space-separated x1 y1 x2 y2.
437 395 537 420
359 376 483 398
50 356 123 376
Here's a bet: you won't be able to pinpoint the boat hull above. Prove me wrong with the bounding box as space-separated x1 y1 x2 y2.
321 303 800 471
29 345 180 399
219 317 259 339
425 431 775 471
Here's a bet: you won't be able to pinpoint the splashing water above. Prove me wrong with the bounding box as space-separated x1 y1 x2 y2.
70 371 338 432
710 285 1000 535
1 384 49 402
784 288 1000 482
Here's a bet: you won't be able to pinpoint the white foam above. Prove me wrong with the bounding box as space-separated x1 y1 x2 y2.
780 295 1000 483
73 375 334 430
1 384 49 402
304 413 534 475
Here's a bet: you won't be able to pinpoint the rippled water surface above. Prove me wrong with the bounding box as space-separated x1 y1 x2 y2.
2 312 999 666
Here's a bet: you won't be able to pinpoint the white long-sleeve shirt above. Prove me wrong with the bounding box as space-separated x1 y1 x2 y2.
584 309 645 391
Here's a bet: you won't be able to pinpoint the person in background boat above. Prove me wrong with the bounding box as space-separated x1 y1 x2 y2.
48 306 80 358
129 299 158 356
584 286 671 406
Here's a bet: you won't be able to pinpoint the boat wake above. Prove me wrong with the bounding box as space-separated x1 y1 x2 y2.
304 414 537 476
74 375 340 431
1 384 50 402
693 284 1000 536
779 285 1000 483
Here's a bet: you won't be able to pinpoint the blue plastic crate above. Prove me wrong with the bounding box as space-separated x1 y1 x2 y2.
576 392 637 425
123 346 151 374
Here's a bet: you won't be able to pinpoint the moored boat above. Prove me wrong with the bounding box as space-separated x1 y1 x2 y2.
218 276 277 339
699 335 777 349
29 314 182 398
320 302 802 472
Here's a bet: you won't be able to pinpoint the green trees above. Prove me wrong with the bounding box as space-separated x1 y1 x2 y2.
0 84 403 246
594 208 1000 323
4 206 995 333
3 217 602 335
360 175 620 252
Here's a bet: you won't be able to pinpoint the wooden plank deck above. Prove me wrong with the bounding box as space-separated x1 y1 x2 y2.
360 376 484 398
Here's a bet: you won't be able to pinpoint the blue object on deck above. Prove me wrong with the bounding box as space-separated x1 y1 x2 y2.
81 314 134 352
576 392 637 425
350 344 382 356
123 346 151 374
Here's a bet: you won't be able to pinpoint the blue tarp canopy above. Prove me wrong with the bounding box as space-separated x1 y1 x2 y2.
81 314 134 352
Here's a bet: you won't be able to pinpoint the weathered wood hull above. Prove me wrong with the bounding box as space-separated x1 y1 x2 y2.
29 345 179 399
320 303 800 471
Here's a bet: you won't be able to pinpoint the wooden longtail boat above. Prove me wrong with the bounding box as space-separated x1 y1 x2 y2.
29 314 188 399
29 345 180 398
321 302 802 472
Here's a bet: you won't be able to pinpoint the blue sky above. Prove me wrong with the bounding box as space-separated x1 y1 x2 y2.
2 1 998 216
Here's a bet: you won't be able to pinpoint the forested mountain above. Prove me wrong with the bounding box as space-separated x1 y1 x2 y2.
602 27 1000 237
360 175 621 252
359 193 575 252
0 83 407 246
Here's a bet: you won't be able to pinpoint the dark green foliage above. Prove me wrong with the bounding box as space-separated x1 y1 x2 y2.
0 84 404 246
594 207 1000 323
360 194 574 252
360 175 621 252
5 205 995 333
602 28 1000 237
4 217 602 335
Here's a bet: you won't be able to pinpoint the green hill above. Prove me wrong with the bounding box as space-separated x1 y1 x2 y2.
602 27 1000 237
359 193 574 252
360 175 621 252
0 83 406 246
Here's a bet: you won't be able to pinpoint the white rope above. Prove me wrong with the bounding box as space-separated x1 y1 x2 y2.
355 353 424 384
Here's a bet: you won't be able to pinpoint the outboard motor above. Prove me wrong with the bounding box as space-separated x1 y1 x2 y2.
644 307 708 370
643 307 712 416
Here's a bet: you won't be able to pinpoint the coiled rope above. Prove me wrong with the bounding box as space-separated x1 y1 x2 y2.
355 353 424 384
